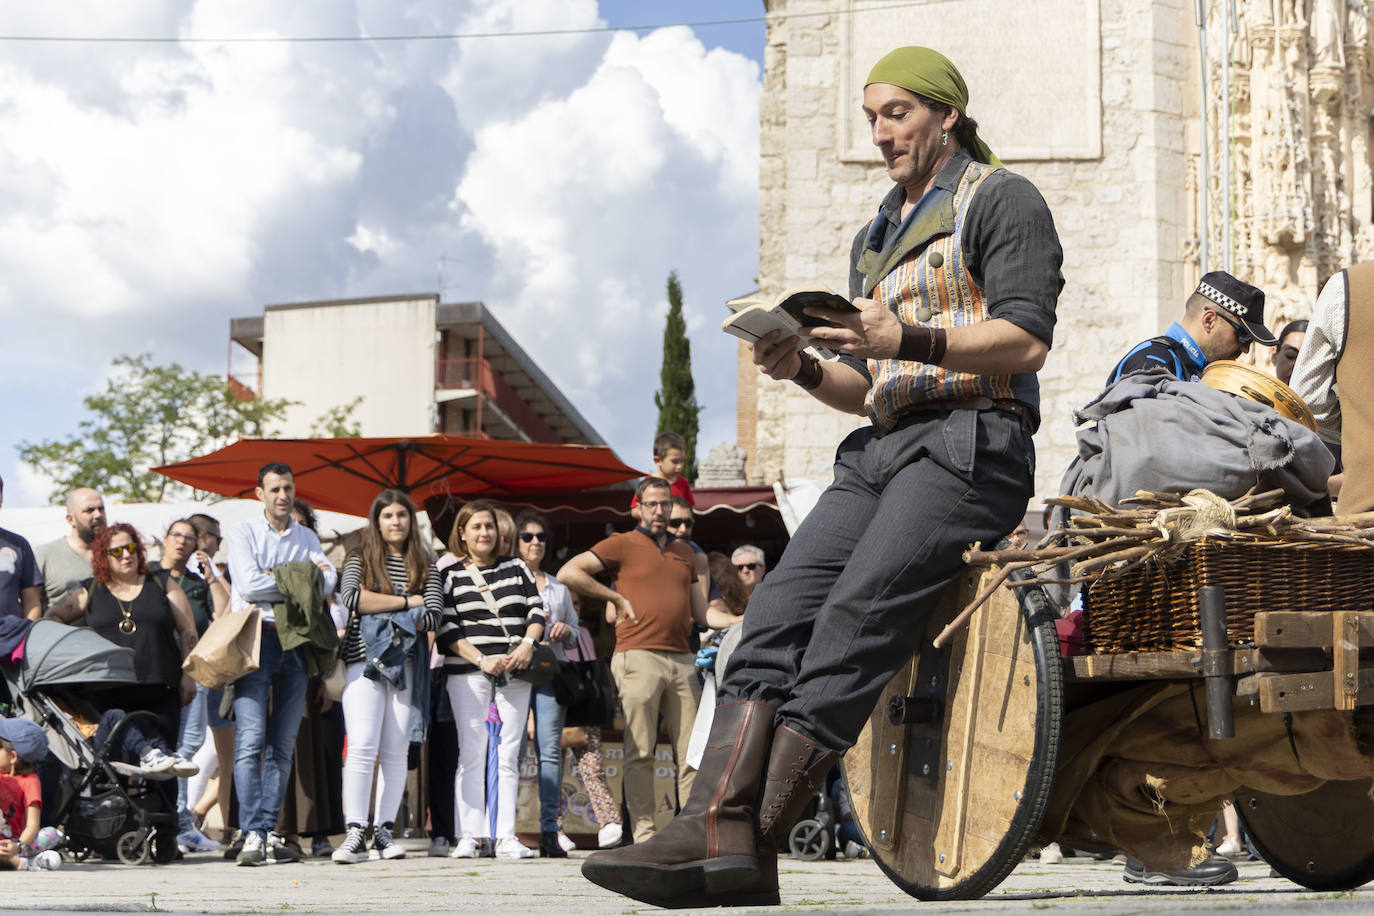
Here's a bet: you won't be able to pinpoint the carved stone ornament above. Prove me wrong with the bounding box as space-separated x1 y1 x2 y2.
1190 0 1374 334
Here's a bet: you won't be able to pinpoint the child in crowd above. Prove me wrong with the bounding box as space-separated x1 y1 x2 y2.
630 431 694 509
0 718 62 871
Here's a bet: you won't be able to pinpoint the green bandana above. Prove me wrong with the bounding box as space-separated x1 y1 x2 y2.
865 47 1002 168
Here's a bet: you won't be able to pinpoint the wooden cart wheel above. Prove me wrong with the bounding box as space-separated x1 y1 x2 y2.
1238 779 1374 890
842 564 1063 900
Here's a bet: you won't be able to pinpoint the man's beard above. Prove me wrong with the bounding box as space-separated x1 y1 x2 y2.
76 520 105 544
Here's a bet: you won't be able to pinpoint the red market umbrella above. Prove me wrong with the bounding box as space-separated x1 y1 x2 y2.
153 436 645 517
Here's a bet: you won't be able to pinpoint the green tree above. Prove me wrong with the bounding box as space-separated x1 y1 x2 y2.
308 396 365 437
653 271 702 481
18 353 297 503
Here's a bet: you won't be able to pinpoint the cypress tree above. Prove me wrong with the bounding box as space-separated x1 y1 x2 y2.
654 271 701 482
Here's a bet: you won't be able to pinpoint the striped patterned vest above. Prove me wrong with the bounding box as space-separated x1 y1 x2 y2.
860 159 1015 432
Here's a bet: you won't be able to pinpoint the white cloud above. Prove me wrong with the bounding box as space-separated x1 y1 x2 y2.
0 2 760 492
454 23 760 455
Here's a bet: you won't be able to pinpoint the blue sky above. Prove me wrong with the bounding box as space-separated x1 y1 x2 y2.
0 2 768 507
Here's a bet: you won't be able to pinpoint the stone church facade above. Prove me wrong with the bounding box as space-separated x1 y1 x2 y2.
737 0 1374 501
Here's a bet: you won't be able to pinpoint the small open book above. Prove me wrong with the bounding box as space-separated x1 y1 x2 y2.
721 285 857 360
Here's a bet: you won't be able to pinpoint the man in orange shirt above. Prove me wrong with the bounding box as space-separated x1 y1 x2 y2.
560 478 734 842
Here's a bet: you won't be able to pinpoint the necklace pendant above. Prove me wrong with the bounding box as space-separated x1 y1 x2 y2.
118 617 137 635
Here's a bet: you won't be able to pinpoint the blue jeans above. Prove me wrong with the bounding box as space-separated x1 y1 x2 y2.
232 627 308 836
176 685 210 832
530 682 567 832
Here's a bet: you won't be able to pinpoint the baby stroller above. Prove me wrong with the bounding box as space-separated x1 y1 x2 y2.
1 620 178 865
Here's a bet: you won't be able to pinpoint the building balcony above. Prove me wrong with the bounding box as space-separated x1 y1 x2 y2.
435 357 561 444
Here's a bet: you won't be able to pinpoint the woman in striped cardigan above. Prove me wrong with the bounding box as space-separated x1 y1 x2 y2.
438 500 546 860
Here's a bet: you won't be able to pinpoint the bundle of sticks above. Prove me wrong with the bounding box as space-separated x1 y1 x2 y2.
930 487 1374 649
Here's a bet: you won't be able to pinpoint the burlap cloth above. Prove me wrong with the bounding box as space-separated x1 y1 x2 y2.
1040 682 1374 869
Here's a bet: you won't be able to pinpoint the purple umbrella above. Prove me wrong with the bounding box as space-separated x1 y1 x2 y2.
486 700 502 842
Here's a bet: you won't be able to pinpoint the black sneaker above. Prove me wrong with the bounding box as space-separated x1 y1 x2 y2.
223 830 245 862
264 832 302 865
332 825 369 865
370 822 406 861
1123 856 1237 886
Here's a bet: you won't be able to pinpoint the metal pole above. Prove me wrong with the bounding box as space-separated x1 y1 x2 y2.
1196 0 1210 275
1220 0 1232 273
1198 585 1234 739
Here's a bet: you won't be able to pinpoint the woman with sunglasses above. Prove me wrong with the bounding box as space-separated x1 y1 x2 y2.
46 522 200 762
332 490 442 864
514 510 579 857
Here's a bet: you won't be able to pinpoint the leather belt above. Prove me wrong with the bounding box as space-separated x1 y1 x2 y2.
900 397 1035 430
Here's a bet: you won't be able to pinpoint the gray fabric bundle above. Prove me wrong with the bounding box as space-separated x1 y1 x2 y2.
1059 370 1335 511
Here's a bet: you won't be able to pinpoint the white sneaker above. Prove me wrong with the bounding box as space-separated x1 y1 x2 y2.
168 754 199 778
29 850 62 871
332 825 369 864
557 832 575 853
1216 838 1245 858
138 747 178 774
449 837 479 859
176 826 220 854
493 836 534 859
597 822 622 849
1039 842 1064 864
427 836 450 857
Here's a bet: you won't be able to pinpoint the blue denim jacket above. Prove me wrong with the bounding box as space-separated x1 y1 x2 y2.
359 607 431 742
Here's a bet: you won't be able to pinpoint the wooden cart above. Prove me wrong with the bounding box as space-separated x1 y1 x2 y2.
841 561 1374 899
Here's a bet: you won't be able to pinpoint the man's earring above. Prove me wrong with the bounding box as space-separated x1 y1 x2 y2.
941 131 948 146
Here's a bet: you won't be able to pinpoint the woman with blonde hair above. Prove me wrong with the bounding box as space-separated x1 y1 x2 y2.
332 490 442 864
438 500 545 859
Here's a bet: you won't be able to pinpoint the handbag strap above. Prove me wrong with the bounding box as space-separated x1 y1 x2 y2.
463 559 516 643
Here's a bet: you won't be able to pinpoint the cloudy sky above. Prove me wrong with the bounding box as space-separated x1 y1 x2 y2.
0 1 765 506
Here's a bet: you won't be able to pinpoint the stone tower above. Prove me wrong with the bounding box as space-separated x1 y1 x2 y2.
739 0 1373 502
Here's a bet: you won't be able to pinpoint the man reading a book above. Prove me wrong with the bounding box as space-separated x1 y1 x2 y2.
582 46 1063 907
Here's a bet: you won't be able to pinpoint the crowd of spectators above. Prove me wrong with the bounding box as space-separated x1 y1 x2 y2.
0 429 774 872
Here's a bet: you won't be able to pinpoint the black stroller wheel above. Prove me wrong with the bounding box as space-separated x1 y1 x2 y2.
116 829 150 866
788 818 832 861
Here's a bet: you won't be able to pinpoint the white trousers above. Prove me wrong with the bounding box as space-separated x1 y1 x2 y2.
341 662 412 828
447 670 531 840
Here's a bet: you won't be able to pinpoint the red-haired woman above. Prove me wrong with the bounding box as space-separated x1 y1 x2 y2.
47 522 200 761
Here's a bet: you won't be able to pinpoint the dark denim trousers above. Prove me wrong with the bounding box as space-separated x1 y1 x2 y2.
719 408 1033 753
232 626 308 836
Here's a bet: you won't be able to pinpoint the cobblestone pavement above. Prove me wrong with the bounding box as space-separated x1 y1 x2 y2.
11 846 1374 915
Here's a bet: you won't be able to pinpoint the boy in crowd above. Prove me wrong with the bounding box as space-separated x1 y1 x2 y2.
0 718 61 870
631 432 695 508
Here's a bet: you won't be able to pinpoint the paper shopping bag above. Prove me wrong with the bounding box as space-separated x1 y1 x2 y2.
182 608 261 688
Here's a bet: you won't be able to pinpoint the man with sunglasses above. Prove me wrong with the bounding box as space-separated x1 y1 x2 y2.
730 546 766 598
1107 270 1276 385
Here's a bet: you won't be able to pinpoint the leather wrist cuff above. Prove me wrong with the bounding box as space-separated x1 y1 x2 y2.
791 352 824 391
898 325 948 365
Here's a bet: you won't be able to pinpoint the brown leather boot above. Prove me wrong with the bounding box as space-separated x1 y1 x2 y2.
758 723 839 847
581 700 778 907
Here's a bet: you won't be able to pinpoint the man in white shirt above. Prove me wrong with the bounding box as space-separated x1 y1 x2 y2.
225 462 336 866
1290 262 1374 513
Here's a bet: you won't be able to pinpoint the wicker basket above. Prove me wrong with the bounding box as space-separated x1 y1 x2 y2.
1081 538 1374 654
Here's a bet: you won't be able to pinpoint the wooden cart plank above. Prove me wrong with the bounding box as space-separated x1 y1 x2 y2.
1334 612 1360 711
1067 647 1332 681
1257 668 1374 712
1255 611 1374 649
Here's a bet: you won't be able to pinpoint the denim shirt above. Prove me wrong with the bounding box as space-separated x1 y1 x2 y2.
359 607 432 742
